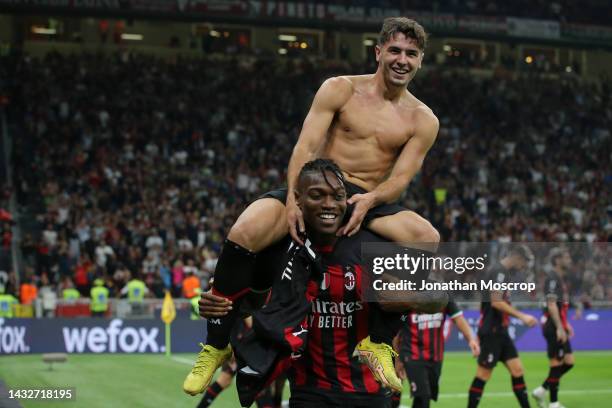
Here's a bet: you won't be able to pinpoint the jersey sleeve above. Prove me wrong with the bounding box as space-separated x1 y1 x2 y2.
446 300 463 319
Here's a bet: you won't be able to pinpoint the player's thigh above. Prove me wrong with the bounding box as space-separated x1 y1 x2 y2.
500 336 522 375
564 352 575 365
228 198 288 252
368 211 439 249
504 358 524 377
477 336 501 373
405 361 431 398
545 331 568 362
427 362 441 401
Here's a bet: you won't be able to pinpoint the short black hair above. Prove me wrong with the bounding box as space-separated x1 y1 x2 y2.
297 159 345 190
378 17 428 50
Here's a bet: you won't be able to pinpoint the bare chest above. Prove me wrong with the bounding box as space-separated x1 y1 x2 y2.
335 95 413 151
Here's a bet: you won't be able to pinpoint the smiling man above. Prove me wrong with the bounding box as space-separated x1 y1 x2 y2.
184 17 442 396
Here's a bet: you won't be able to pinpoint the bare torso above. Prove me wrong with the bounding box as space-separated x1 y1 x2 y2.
320 75 433 192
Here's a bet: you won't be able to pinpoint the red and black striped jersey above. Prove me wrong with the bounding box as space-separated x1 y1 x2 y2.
289 230 386 398
543 271 570 329
398 301 462 362
478 264 513 336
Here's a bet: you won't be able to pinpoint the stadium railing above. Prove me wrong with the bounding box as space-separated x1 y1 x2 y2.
23 298 612 319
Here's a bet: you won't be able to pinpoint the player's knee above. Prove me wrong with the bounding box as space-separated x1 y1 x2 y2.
476 366 492 381
510 366 524 377
418 222 440 244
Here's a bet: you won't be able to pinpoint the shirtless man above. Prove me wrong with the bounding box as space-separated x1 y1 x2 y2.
183 17 441 396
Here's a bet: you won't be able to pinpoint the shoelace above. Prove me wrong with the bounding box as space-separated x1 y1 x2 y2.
192 343 211 374
379 342 399 359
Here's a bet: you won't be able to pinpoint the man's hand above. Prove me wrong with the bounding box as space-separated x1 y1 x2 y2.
199 291 232 318
286 200 305 245
395 358 406 381
567 323 574 338
337 193 376 237
468 339 480 357
556 327 568 343
520 313 538 327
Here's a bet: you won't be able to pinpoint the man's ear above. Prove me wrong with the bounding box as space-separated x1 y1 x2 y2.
375 45 381 63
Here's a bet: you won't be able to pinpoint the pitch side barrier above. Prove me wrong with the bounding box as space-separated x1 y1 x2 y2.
1 308 611 355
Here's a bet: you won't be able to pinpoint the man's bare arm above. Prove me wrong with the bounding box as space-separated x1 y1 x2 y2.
369 108 439 206
547 298 568 343
453 314 480 357
491 292 537 327
286 77 353 242
546 298 563 329
286 77 353 199
453 314 475 341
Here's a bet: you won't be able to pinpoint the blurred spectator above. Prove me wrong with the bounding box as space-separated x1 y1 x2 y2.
20 275 38 305
38 273 57 317
61 276 80 301
90 278 109 317
0 286 18 317
182 266 201 299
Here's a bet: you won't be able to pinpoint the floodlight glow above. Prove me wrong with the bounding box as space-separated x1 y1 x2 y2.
278 34 297 42
121 33 143 41
32 27 56 35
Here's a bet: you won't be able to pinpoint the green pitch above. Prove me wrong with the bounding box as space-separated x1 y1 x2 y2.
2 351 611 407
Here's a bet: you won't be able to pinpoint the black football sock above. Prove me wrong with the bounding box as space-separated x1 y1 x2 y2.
543 365 563 402
560 363 574 376
369 303 402 345
198 381 223 408
412 396 430 408
468 377 486 408
206 239 256 349
512 376 530 408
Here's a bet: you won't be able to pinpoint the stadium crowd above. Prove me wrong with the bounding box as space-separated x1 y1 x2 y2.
0 49 610 310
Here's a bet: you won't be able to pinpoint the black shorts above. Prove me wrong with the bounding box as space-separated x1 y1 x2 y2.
289 388 392 408
477 333 519 368
258 182 407 227
402 358 442 401
543 323 573 360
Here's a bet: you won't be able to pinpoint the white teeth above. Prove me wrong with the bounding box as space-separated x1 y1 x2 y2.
319 214 336 220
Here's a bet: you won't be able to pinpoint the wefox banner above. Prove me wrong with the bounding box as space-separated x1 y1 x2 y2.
0 317 206 355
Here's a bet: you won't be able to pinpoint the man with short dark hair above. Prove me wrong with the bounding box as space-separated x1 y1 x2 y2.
199 159 446 406
532 248 575 408
467 247 538 408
